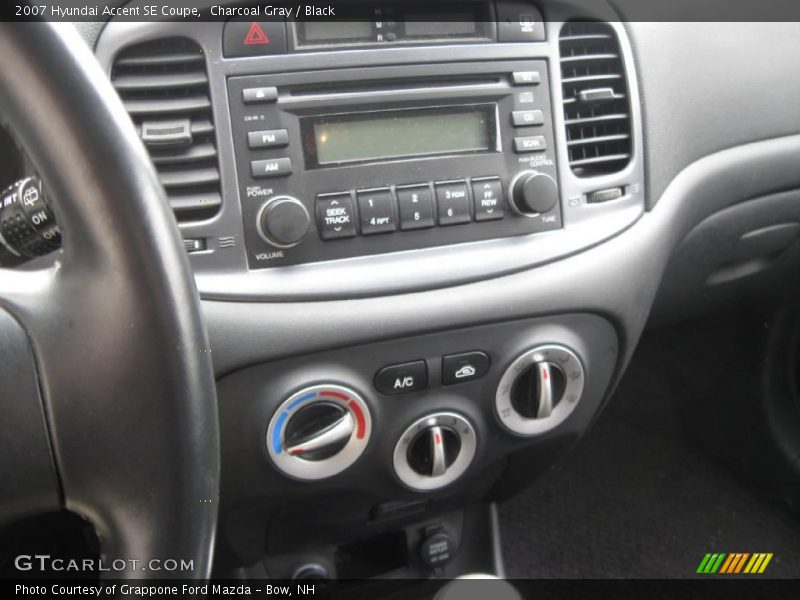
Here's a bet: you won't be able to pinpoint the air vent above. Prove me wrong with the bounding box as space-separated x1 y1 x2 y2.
559 22 632 177
111 38 221 222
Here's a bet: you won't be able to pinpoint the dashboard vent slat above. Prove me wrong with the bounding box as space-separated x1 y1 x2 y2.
112 37 221 222
112 71 209 92
559 22 632 177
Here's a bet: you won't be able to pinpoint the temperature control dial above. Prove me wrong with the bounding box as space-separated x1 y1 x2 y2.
267 384 371 480
509 171 559 216
393 412 476 491
495 345 585 436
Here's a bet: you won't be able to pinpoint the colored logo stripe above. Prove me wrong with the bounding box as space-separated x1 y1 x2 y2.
744 553 773 574
697 553 726 573
697 553 773 574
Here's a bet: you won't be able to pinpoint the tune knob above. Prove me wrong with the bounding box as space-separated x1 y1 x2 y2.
267 384 371 480
495 345 585 436
509 171 559 216
393 413 476 491
257 196 310 248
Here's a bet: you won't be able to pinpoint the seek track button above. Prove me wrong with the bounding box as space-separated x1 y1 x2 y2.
317 192 356 240
375 361 428 396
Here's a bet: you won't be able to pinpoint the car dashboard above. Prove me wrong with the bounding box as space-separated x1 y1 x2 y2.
6 0 800 585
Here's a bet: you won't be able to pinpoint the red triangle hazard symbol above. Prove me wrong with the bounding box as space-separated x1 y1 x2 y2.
244 22 270 45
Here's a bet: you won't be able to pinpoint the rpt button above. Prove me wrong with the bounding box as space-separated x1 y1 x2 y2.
357 188 396 235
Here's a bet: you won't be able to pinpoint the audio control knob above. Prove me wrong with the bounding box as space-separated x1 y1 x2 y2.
393 413 476 491
267 384 371 480
257 196 310 248
509 171 559 216
495 345 585 436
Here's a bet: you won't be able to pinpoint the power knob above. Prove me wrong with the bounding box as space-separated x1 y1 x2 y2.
257 196 310 248
509 171 559 216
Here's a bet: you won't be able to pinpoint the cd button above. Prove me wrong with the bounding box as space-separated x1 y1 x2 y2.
317 193 356 240
396 185 434 230
435 181 470 226
471 178 505 221
357 188 396 235
512 110 544 127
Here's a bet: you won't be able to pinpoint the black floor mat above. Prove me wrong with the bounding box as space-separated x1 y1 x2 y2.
499 409 800 579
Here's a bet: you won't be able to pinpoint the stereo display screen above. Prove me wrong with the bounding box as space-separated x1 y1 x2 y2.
302 105 497 168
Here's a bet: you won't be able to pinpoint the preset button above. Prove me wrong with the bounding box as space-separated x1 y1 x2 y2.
396 185 434 230
357 188 396 235
435 181 470 226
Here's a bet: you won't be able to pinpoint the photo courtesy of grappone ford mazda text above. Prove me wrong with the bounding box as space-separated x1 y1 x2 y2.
1 1 800 598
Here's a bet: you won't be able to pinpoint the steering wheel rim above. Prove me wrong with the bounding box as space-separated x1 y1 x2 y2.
0 22 219 578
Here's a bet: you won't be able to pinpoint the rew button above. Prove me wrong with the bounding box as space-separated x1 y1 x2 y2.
375 360 428 396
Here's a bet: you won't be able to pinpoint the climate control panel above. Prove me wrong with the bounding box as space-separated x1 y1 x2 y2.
218 314 618 564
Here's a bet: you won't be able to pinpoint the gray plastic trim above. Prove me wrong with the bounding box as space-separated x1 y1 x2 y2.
94 6 645 300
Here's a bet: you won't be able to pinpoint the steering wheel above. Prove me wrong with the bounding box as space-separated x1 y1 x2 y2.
0 22 219 578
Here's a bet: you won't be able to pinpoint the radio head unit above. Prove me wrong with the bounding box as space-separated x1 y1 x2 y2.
228 59 560 269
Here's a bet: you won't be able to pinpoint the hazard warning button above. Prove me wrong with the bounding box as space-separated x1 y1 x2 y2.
223 20 287 57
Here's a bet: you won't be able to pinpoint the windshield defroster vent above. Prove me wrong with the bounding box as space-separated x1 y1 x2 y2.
111 37 221 222
559 22 632 177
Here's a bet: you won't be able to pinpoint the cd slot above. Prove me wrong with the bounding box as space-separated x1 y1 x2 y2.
281 77 507 112
289 75 501 97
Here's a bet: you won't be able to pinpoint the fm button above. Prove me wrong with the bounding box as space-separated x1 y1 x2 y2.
375 361 428 396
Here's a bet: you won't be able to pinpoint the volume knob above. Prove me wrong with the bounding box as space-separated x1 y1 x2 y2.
257 196 310 248
509 171 559 216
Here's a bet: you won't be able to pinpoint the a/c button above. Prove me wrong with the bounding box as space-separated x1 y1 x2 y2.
375 361 428 396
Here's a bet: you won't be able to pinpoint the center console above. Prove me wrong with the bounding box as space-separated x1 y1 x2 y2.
94 0 644 583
